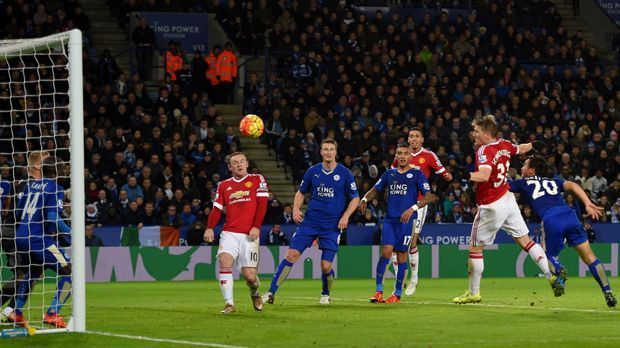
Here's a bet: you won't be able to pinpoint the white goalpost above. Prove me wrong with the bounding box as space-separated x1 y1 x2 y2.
0 29 84 335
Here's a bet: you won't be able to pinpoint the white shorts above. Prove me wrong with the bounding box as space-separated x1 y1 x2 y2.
413 205 428 235
471 192 529 246
217 231 260 268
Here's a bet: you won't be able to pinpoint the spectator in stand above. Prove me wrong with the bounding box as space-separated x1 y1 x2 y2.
267 224 287 246
121 176 144 203
162 204 181 228
85 204 100 226
180 203 197 227
132 16 156 80
121 200 142 227
85 224 104 247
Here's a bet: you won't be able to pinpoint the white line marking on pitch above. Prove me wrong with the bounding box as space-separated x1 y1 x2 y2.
85 330 248 348
287 296 619 314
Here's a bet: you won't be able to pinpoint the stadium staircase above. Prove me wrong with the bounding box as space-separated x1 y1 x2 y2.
218 104 297 205
81 0 131 75
552 0 615 61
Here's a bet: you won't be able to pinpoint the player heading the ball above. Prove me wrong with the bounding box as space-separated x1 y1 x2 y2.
453 115 552 304
204 152 269 314
262 139 360 305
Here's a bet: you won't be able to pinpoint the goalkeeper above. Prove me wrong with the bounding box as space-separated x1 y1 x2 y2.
12 156 72 328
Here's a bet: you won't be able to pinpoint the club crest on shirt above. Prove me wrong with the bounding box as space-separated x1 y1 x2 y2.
245 181 253 188
406 173 413 178
419 158 426 164
334 174 340 181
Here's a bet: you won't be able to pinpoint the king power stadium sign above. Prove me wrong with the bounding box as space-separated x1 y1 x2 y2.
3 245 615 282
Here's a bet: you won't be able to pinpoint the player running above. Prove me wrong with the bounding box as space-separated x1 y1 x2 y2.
362 143 431 303
262 139 360 305
453 115 552 304
390 128 452 296
509 156 616 307
204 152 269 314
13 156 72 328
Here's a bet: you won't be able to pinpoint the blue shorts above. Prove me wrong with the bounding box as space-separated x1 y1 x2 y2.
290 224 341 259
381 219 414 252
543 209 588 257
16 241 71 273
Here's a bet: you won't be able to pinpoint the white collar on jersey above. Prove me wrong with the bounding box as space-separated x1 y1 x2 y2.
231 174 249 182
411 148 424 157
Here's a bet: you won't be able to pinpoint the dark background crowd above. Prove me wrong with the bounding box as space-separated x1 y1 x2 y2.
0 0 618 248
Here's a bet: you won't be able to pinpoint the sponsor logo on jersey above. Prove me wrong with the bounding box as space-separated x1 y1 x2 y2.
226 186 232 191
317 185 335 197
389 183 408 195
230 190 250 199
334 174 340 181
245 181 253 188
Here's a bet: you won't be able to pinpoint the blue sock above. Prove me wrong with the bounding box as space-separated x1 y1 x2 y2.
15 273 35 316
394 262 408 297
588 259 611 292
546 253 563 275
47 276 72 315
321 269 335 296
269 259 294 295
375 257 390 292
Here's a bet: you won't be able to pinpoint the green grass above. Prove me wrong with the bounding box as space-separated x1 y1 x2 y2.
4 277 620 347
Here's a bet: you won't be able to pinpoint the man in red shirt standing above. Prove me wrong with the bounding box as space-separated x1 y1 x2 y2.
390 128 452 296
204 152 269 313
453 115 550 304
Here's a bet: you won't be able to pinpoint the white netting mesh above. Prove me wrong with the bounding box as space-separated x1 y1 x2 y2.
0 31 76 333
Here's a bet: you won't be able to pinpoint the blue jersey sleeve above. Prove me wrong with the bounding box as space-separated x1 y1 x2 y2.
553 178 565 193
345 170 359 199
417 172 430 195
299 167 313 194
508 179 524 193
373 170 389 191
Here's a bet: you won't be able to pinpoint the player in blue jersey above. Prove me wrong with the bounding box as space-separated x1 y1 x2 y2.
12 156 73 327
262 139 360 305
509 156 616 308
361 143 432 303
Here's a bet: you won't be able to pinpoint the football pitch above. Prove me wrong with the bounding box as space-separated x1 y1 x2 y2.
5 277 620 347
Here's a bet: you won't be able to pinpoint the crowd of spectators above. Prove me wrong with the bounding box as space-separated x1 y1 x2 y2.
235 0 620 225
1 0 619 248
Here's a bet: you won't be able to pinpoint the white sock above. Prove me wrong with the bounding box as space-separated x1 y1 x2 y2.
409 246 419 283
525 241 551 279
469 252 484 295
219 271 234 305
2 306 13 318
247 278 260 296
390 253 398 275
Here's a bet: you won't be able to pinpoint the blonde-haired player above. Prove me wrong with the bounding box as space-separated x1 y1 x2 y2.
453 115 550 304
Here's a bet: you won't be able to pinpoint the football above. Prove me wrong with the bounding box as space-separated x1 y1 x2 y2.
239 114 265 138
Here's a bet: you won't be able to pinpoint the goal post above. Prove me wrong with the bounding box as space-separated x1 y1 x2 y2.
0 29 84 334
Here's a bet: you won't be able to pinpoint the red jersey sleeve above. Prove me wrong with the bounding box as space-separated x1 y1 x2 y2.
476 145 494 171
390 157 398 169
213 182 225 211
427 151 447 175
255 174 269 198
504 139 519 155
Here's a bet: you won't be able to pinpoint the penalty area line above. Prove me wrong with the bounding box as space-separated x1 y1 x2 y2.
85 330 248 348
287 296 619 314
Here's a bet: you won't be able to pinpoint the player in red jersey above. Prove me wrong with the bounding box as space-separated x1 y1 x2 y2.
453 115 551 304
204 152 269 313
389 128 452 296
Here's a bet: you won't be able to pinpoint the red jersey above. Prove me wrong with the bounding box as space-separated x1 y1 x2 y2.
391 148 447 198
213 174 269 234
475 138 519 205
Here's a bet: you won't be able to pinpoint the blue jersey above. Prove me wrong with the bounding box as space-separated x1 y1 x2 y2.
16 178 65 247
0 178 10 224
508 176 567 219
299 163 359 228
374 167 430 220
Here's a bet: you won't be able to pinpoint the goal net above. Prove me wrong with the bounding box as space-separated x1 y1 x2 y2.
0 30 84 335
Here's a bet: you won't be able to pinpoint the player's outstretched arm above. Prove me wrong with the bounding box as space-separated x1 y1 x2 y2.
338 197 360 230
564 181 604 220
292 191 305 223
359 188 378 212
